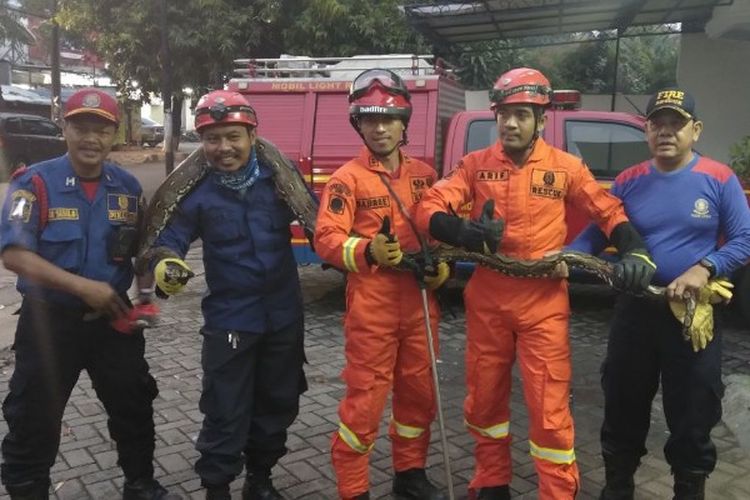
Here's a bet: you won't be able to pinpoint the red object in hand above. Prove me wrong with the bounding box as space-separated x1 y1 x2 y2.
111 303 160 334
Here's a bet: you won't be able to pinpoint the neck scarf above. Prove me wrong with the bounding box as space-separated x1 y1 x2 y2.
213 146 260 191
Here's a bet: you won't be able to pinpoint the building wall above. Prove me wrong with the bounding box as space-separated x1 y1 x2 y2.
678 33 750 164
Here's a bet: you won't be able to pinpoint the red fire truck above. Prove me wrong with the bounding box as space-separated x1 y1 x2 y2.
227 54 750 323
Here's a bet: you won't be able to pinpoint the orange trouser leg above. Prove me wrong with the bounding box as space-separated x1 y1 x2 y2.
389 292 439 471
516 287 579 500
331 279 400 499
463 280 516 491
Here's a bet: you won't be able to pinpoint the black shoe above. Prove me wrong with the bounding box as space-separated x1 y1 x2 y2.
123 478 183 500
392 468 446 500
353 494 370 500
599 454 639 500
204 484 231 500
673 470 706 500
476 485 510 500
242 474 282 500
5 480 50 500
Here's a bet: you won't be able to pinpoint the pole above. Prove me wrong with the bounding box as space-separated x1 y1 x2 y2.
418 286 455 500
610 28 622 112
50 0 61 124
160 0 174 175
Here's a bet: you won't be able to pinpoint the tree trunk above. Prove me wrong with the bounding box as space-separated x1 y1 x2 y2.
171 95 183 151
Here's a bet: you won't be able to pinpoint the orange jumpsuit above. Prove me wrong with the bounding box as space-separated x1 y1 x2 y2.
314 147 441 499
415 139 628 499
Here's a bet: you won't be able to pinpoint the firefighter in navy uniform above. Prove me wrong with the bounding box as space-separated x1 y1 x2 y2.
145 90 307 500
0 89 180 500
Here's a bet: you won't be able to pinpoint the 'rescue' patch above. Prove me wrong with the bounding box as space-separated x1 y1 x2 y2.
328 195 346 215
476 170 509 182
328 182 352 197
107 193 138 223
410 176 433 202
7 190 36 223
530 169 567 199
48 208 80 221
356 196 390 210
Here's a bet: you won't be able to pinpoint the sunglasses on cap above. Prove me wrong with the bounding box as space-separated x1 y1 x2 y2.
349 69 410 101
197 102 257 122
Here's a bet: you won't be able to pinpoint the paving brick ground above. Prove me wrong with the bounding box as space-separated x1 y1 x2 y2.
0 249 749 499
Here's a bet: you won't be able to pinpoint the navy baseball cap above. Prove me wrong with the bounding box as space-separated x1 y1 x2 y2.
646 87 697 120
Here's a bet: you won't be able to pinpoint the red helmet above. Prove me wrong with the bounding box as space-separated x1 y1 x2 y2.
194 90 258 132
348 69 412 131
490 67 552 109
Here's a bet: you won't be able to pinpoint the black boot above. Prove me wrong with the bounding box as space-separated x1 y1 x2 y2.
123 478 183 500
476 485 510 500
204 484 231 500
5 480 50 500
352 494 370 500
392 468 447 500
673 471 706 500
599 454 639 500
242 473 282 500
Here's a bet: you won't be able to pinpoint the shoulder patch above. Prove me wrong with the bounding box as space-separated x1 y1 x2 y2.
7 189 36 223
327 195 346 215
328 182 353 197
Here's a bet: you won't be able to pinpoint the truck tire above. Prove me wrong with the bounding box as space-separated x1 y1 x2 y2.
735 265 750 327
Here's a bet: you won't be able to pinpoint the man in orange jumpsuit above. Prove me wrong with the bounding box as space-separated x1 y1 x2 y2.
415 68 657 500
314 69 450 500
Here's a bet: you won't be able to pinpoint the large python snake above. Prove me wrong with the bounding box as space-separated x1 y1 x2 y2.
134 142 696 334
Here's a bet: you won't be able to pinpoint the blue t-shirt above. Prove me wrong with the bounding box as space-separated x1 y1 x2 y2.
568 153 750 286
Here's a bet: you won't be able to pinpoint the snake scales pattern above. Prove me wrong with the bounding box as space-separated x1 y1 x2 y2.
134 144 694 333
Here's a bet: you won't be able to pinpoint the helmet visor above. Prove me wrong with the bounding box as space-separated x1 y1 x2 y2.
350 69 410 101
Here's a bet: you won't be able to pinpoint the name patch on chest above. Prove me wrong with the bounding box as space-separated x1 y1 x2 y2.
356 196 391 210
410 176 433 202
530 169 567 199
107 194 138 223
48 208 80 221
476 170 509 182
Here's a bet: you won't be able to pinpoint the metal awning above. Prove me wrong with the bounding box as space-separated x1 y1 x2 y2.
404 0 734 46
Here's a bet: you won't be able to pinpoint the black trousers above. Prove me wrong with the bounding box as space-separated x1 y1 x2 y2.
194 315 307 487
1 298 159 487
600 295 724 474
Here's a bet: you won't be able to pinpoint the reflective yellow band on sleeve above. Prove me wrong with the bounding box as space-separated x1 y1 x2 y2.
392 416 426 439
343 237 363 273
464 419 510 439
337 422 374 454
529 440 576 465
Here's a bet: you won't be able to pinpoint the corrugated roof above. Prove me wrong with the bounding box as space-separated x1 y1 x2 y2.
405 0 733 45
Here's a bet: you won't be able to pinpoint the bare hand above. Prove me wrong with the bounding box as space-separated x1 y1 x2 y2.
544 250 569 279
79 280 130 319
666 264 710 300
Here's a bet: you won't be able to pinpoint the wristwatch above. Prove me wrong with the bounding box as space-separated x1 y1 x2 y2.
699 258 716 278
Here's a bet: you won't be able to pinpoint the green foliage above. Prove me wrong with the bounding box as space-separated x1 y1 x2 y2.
729 136 750 182
452 40 526 90
0 0 35 49
276 0 428 57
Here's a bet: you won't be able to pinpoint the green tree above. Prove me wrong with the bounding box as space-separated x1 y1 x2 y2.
51 0 271 143
273 0 428 57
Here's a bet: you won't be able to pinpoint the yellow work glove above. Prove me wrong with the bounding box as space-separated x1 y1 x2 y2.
423 261 450 290
154 258 194 296
669 279 733 352
368 233 403 267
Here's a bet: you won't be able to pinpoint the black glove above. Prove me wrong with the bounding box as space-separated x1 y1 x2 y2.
614 250 656 292
429 199 504 254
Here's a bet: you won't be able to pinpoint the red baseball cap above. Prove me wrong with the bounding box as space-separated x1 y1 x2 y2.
64 88 119 124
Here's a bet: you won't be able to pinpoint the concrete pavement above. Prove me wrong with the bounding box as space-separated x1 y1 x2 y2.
0 251 748 499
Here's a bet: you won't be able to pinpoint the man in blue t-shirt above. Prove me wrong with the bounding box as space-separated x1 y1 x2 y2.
569 88 750 499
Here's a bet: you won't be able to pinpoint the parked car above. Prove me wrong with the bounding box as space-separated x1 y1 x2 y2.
140 116 164 147
0 112 67 178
